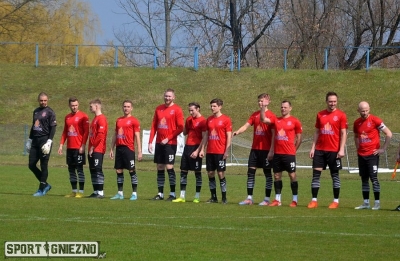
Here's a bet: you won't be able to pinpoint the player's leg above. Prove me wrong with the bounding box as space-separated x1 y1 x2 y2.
327 152 342 208
89 152 104 199
192 150 203 203
206 154 218 203
65 149 78 197
239 150 257 205
165 145 177 200
287 155 298 207
38 150 51 195
87 153 98 197
270 154 283 206
217 154 227 204
76 152 85 197
308 150 324 208
355 156 371 209
369 155 380 210
173 147 190 202
153 143 165 200
260 152 273 206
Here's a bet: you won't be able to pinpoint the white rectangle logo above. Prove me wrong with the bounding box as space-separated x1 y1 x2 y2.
5 241 100 258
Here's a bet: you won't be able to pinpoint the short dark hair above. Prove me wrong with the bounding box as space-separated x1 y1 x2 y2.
326 91 338 101
188 102 200 109
258 93 270 100
122 99 133 107
89 99 102 105
69 97 78 103
165 88 175 94
37 92 48 100
281 100 292 106
210 98 223 106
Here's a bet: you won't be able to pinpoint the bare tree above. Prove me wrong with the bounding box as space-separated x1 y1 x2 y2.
177 0 280 66
116 0 180 66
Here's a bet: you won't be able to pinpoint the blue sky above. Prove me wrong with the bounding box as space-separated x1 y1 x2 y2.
83 0 130 44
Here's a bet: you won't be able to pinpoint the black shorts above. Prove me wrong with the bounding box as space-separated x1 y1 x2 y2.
154 143 177 165
312 150 342 170
66 149 86 166
114 146 136 170
88 152 104 171
206 154 226 172
357 154 379 177
273 154 296 173
248 149 271 169
180 145 202 171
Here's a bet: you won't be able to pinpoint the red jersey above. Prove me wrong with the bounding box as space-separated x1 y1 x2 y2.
149 104 184 145
60 111 89 149
247 110 276 150
89 114 108 154
273 116 302 155
353 114 386 156
115 116 141 151
315 109 348 152
206 114 232 154
185 115 206 146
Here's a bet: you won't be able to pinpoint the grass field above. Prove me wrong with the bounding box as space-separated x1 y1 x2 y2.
1 165 399 260
1 65 400 260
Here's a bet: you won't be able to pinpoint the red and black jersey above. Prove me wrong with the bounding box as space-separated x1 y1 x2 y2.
315 109 347 152
60 111 89 149
115 116 141 151
353 114 386 156
206 114 232 154
273 116 302 155
185 115 206 146
247 110 276 150
89 114 108 154
149 103 184 145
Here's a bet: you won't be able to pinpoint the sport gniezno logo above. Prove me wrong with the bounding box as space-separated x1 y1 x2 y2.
5 241 100 258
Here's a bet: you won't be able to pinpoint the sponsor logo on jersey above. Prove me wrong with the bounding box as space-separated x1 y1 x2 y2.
321 122 334 135
67 125 78 137
208 129 220 140
255 125 265 135
158 117 168 129
276 128 289 141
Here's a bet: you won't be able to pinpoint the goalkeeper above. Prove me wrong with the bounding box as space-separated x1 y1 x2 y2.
26 92 57 197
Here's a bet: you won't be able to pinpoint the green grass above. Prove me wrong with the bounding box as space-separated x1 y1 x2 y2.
1 64 400 260
0 165 399 260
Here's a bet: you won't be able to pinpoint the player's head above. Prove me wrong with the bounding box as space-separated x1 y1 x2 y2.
68 97 79 113
325 91 338 112
357 101 370 119
210 98 223 115
122 99 133 116
281 100 292 117
164 88 175 106
89 99 102 114
188 102 201 117
258 93 270 107
38 92 48 108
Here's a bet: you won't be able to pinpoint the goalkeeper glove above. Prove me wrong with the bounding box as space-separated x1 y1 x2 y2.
26 139 32 153
41 139 53 154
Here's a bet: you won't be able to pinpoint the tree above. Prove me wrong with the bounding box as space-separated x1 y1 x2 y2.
177 0 280 66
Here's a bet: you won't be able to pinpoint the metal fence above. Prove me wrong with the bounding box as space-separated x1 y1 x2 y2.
2 42 400 71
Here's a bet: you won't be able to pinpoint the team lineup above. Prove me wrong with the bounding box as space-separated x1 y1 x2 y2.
26 90 400 211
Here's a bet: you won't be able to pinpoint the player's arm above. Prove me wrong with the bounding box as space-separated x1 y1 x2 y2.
58 122 68 155
80 115 90 154
353 122 359 150
233 122 251 136
267 128 275 161
167 108 184 142
309 128 319 158
295 133 302 151
337 128 347 158
135 131 142 161
223 131 232 160
92 118 106 154
148 111 157 153
198 130 208 158
109 132 117 159
377 124 392 155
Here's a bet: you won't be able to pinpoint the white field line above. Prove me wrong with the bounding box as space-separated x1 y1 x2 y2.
1 215 399 238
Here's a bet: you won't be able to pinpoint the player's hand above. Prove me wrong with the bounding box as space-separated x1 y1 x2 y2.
109 150 114 159
190 150 198 159
41 139 52 155
58 145 63 155
199 150 205 158
337 149 345 158
161 138 169 145
79 145 85 154
223 152 228 160
26 139 32 153
233 131 238 136
148 143 153 154
309 149 315 159
373 149 385 155
138 152 143 162
267 151 274 161
89 147 93 157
